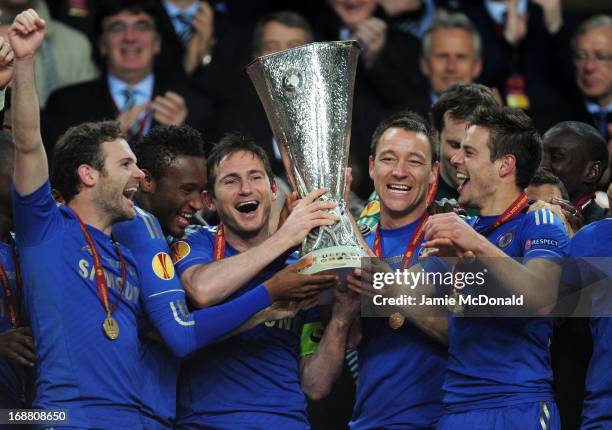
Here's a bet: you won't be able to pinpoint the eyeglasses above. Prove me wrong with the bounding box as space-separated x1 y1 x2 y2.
573 51 612 65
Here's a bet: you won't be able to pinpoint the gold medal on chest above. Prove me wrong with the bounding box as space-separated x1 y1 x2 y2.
103 315 120 340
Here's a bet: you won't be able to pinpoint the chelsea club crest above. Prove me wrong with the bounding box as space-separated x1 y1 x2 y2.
497 231 514 248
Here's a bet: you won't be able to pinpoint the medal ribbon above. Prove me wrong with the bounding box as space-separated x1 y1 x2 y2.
68 208 127 319
479 192 529 237
574 193 595 215
372 164 440 269
213 224 226 261
0 249 22 327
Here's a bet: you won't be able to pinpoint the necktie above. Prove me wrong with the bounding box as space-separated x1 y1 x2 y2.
121 88 142 140
176 13 193 46
122 87 136 112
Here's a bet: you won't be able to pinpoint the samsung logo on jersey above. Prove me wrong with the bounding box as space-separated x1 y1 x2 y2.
525 238 559 250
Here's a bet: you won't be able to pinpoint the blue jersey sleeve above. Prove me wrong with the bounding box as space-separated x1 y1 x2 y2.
519 208 569 263
114 212 271 358
11 181 63 246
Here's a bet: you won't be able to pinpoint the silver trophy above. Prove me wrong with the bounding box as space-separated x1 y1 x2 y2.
247 41 366 279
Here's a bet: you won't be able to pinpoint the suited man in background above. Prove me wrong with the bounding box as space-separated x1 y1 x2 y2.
42 0 212 157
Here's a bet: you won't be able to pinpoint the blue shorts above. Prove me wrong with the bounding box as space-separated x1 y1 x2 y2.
437 401 559 430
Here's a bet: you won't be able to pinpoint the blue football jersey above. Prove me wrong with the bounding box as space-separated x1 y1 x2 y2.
444 207 569 412
173 225 315 430
12 181 144 429
567 218 612 430
350 220 446 430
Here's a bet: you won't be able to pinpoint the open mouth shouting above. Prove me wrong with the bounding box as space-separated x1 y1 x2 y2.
456 172 470 193
236 200 260 214
123 186 138 202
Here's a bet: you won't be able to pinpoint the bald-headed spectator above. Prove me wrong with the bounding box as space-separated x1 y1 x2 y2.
0 0 98 106
542 121 609 225
42 0 212 157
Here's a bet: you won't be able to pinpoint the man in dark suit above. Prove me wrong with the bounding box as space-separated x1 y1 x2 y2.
42 0 212 157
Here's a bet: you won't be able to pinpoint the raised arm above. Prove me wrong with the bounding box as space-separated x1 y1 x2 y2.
9 9 48 196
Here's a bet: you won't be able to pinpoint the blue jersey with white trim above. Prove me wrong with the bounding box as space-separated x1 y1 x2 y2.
173 225 314 430
0 240 28 408
444 207 569 412
566 218 612 430
349 220 446 430
12 181 144 429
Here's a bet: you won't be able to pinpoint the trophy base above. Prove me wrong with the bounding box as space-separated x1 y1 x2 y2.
300 245 366 304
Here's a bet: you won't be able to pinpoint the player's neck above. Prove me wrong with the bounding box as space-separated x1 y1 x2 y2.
68 199 114 236
479 186 523 216
379 199 428 229
223 224 271 253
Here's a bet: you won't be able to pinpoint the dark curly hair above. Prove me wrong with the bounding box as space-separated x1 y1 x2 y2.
51 121 125 203
135 125 206 180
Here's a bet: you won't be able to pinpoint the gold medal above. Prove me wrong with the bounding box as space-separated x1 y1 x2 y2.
447 289 464 314
103 315 119 340
388 312 405 329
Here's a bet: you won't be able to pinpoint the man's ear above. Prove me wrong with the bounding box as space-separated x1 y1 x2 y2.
203 190 217 212
76 164 99 188
271 178 278 201
498 154 517 180
140 169 156 193
429 161 440 186
584 160 603 185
